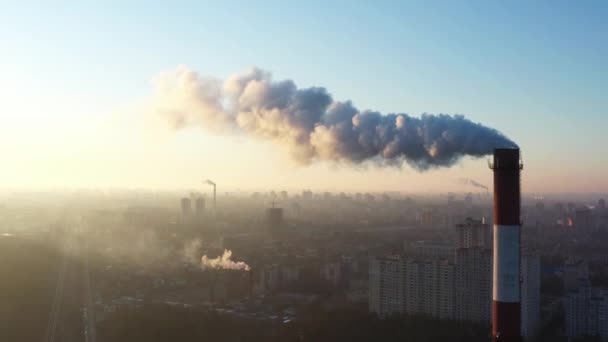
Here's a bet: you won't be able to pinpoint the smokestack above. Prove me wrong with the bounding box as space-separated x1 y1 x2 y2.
490 148 522 342
204 180 217 212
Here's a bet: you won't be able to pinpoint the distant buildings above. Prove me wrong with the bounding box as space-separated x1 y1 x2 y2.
266 206 284 238
180 197 192 216
455 217 491 249
195 197 205 216
575 207 593 231
465 192 473 210
302 190 313 200
181 196 206 218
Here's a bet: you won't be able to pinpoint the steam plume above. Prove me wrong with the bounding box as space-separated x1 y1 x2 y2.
154 66 517 169
201 249 250 271
459 178 489 191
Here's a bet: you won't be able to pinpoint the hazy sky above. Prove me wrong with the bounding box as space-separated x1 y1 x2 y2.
1 1 606 193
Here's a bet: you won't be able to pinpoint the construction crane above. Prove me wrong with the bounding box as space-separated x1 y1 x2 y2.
204 179 216 211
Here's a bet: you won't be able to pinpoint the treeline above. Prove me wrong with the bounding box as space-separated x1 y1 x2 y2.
0 236 59 342
99 304 489 342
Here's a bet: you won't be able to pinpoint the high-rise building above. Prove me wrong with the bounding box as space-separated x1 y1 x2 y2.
575 207 593 231
195 197 205 216
521 254 541 341
455 247 492 323
180 197 192 216
404 258 455 319
302 190 313 200
369 255 405 317
455 217 491 249
564 259 590 292
564 281 608 340
266 206 284 237
599 198 606 211
371 248 489 322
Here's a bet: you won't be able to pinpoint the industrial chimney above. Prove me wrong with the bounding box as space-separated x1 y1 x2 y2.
490 148 522 341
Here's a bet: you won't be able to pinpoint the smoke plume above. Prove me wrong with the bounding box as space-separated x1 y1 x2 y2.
200 249 250 271
459 178 489 191
154 66 517 169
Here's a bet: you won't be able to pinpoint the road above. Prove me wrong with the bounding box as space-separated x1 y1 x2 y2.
42 222 95 342
43 237 72 342
83 238 97 342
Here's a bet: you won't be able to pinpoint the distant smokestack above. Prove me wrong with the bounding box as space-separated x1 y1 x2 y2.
490 148 522 341
204 180 217 211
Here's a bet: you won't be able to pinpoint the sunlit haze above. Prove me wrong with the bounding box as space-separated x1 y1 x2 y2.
1 2 606 193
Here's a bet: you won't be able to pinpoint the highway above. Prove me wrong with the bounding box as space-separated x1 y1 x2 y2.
43 237 73 342
83 238 97 342
42 219 96 342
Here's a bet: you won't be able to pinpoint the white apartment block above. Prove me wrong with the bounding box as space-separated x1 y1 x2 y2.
404 258 455 319
455 247 492 323
521 254 541 341
369 255 405 317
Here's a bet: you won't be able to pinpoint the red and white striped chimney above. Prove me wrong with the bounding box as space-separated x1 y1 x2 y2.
491 148 522 342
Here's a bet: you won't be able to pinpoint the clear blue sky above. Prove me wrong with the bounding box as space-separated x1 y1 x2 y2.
1 1 606 192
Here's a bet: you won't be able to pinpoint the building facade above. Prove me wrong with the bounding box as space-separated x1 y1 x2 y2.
369 255 405 317
564 282 608 340
404 258 455 319
521 254 541 341
455 217 491 249
455 247 492 323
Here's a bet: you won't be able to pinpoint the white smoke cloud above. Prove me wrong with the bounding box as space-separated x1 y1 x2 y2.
180 239 202 264
153 66 517 169
200 249 250 271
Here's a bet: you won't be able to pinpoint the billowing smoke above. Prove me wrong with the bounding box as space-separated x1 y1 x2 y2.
180 239 202 264
154 66 517 169
200 249 250 271
459 178 489 191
